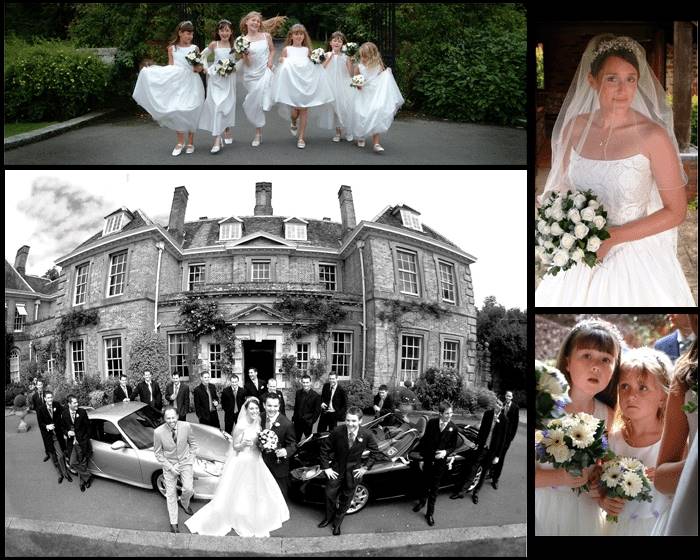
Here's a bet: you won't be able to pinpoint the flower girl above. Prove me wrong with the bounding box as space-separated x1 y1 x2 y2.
132 21 205 156
351 42 404 153
535 318 621 536
600 347 672 536
320 31 355 143
198 20 237 154
270 23 335 149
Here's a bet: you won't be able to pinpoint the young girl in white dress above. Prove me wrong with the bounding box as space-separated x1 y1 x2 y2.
198 20 237 154
320 31 354 143
271 23 335 149
185 397 289 537
535 318 621 536
238 12 276 147
351 42 404 153
600 347 672 536
132 21 205 156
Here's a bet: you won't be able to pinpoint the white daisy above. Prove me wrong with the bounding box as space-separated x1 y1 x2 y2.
601 465 623 488
619 457 643 472
535 430 544 445
621 472 643 498
569 424 595 449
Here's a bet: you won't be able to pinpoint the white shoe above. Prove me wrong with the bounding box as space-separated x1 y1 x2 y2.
357 138 366 148
185 144 195 154
290 122 298 137
332 134 341 143
251 134 262 147
171 144 184 157
223 134 233 145
297 139 306 149
210 137 222 154
346 135 354 142
373 144 385 153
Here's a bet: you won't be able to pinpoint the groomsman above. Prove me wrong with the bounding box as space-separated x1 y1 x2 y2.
32 378 51 462
260 377 286 417
193 371 220 428
244 367 266 399
292 374 321 441
655 314 696 363
165 371 190 421
134 371 163 411
412 401 459 526
318 407 380 535
221 374 247 433
373 385 394 418
450 406 496 503
62 394 93 491
318 372 347 432
37 390 71 484
113 373 133 403
488 391 519 489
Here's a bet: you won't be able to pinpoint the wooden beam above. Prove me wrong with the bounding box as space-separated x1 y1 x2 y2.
673 21 693 151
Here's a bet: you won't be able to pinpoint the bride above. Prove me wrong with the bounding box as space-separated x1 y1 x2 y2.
185 396 290 537
535 34 695 306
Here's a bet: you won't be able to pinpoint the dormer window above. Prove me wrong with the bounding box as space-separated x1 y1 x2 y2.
400 209 423 232
219 218 242 241
284 217 308 241
103 210 131 236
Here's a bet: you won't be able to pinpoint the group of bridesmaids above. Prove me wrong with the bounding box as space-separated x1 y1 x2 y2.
535 317 698 536
132 12 405 156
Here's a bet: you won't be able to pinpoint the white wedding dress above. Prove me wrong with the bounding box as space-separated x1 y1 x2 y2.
198 43 237 136
132 44 205 132
351 64 404 139
536 150 695 306
318 52 354 131
184 423 289 537
240 39 274 128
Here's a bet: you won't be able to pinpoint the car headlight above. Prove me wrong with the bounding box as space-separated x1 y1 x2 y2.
197 457 224 476
291 465 322 481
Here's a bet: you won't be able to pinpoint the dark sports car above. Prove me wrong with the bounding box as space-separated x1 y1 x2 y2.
290 411 489 514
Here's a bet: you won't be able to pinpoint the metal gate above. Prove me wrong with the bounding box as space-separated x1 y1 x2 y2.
371 3 397 72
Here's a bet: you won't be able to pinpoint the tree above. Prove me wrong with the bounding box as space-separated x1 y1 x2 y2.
128 330 171 391
43 267 60 281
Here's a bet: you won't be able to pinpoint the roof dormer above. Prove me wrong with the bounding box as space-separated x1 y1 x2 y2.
218 217 243 241
397 205 423 232
284 217 309 241
103 208 133 236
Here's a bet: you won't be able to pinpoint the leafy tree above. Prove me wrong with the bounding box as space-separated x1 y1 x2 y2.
127 330 171 391
43 267 60 281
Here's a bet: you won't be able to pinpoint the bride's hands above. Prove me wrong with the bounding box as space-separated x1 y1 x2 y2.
596 227 619 262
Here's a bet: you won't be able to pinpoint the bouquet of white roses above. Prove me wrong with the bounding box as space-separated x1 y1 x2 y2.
233 36 251 59
257 429 279 453
535 360 571 429
185 50 203 67
599 456 654 522
535 189 611 277
214 58 236 77
342 42 359 59
310 48 327 65
350 75 365 89
535 411 612 494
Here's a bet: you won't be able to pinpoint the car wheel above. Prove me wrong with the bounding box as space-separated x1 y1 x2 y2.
152 471 182 498
346 483 370 514
466 465 483 493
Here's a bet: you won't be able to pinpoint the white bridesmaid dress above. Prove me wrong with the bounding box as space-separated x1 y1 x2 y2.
132 44 205 132
351 63 404 139
240 38 274 128
318 52 354 133
198 42 237 136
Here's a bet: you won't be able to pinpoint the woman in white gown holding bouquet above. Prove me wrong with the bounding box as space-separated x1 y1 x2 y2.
185 397 289 537
535 34 694 307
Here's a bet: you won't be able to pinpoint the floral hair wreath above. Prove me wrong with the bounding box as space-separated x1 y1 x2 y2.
592 37 642 64
571 318 625 347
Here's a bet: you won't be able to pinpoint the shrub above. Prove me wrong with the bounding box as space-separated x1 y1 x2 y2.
342 378 374 411
13 393 28 410
475 386 499 412
458 386 479 413
128 330 171 391
5 38 111 122
5 384 27 407
73 376 107 407
89 389 108 409
415 367 463 411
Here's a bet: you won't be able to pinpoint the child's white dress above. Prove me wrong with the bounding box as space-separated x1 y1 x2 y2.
240 38 274 128
351 63 404 139
198 42 237 136
319 52 354 132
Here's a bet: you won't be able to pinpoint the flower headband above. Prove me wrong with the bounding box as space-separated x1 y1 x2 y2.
592 37 641 62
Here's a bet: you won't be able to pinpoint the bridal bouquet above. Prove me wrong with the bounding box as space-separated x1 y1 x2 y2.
535 411 612 494
214 58 236 77
535 189 611 277
258 429 279 453
185 51 203 67
682 372 697 414
350 75 365 89
310 48 327 65
233 36 251 59
342 42 359 59
535 360 571 429
599 456 653 522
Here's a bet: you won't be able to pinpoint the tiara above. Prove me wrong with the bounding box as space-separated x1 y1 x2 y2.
592 37 640 61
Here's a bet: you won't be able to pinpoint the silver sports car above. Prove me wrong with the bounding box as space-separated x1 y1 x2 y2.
84 402 230 499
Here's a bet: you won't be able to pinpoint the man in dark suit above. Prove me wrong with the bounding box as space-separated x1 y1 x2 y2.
412 401 459 526
193 371 220 428
165 371 190 421
62 394 92 491
37 390 72 484
450 406 496 503
31 378 51 462
488 391 520 489
292 374 321 441
113 373 133 403
318 407 380 535
373 385 395 418
655 314 696 363
134 371 163 411
260 377 286 417
244 367 265 399
221 373 247 434
260 392 297 499
318 371 347 432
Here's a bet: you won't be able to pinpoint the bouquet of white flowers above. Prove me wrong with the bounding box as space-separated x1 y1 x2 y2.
535 411 612 494
535 360 571 429
185 50 203 67
233 36 251 59
215 58 236 77
258 429 279 453
310 48 327 65
535 189 611 277
350 75 365 89
600 456 654 522
342 42 359 59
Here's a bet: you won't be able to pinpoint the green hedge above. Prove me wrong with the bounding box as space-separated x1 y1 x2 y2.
5 39 110 122
415 367 463 410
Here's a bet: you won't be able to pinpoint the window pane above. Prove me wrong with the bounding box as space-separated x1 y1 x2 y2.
188 264 205 291
400 335 422 382
105 336 123 378
439 262 456 302
209 343 222 379
319 264 337 291
10 350 20 383
71 340 85 382
442 340 459 370
296 343 309 372
252 261 270 281
75 263 89 305
169 333 190 378
220 222 241 240
109 252 127 296
331 333 352 377
13 309 25 332
397 251 418 295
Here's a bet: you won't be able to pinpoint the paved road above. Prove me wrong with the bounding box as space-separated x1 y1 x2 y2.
4 410 525 538
4 107 526 166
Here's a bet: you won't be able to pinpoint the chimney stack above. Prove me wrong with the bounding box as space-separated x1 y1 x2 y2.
254 182 273 216
14 245 30 275
168 186 189 244
338 185 356 230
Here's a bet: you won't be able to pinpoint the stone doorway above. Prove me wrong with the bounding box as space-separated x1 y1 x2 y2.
242 340 276 383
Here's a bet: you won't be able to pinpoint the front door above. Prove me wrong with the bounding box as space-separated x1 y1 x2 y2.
242 340 276 384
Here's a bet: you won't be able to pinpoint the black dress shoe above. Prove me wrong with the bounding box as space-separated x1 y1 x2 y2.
80 482 86 492
170 524 179 533
425 514 435 527
332 524 341 536
472 494 479 504
318 519 331 528
43 455 50 462
178 501 194 515
65 473 73 483
58 476 64 484
491 480 498 490
449 492 465 500
85 477 92 489
412 500 426 512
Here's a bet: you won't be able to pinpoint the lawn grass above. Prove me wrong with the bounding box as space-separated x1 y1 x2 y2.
4 121 58 138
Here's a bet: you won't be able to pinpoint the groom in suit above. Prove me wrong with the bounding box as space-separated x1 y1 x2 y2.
488 391 520 490
37 390 71 484
260 393 297 499
319 407 380 535
153 406 198 533
165 371 190 421
62 394 93 492
655 314 696 363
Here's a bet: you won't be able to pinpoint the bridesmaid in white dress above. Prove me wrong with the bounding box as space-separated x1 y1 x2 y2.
132 21 205 156
600 348 672 536
271 23 335 149
185 397 290 537
198 20 237 154
320 31 355 143
351 42 404 154
535 319 621 536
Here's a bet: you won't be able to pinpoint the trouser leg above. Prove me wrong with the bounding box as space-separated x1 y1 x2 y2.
325 474 342 521
70 445 90 483
335 472 358 527
180 464 194 508
163 468 179 525
426 460 447 515
50 436 68 477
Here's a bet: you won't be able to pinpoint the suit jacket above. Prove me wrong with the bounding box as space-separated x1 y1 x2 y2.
37 401 66 451
373 393 395 416
418 417 459 461
655 331 682 362
31 390 47 413
134 380 163 411
61 407 92 456
221 385 247 417
193 383 219 423
165 381 190 418
489 410 509 460
503 402 520 444
260 389 286 417
293 389 321 426
260 412 297 478
244 378 266 399
320 425 380 474
113 383 133 403
153 421 198 472
321 382 347 418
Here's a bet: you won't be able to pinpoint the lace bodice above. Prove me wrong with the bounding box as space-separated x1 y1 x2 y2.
568 150 654 226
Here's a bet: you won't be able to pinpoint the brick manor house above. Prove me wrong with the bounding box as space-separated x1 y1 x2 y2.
6 184 490 392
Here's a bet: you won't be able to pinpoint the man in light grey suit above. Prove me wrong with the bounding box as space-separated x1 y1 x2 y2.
154 406 198 533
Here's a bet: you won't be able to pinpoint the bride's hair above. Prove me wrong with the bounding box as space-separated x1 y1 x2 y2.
589 34 641 77
674 338 698 394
